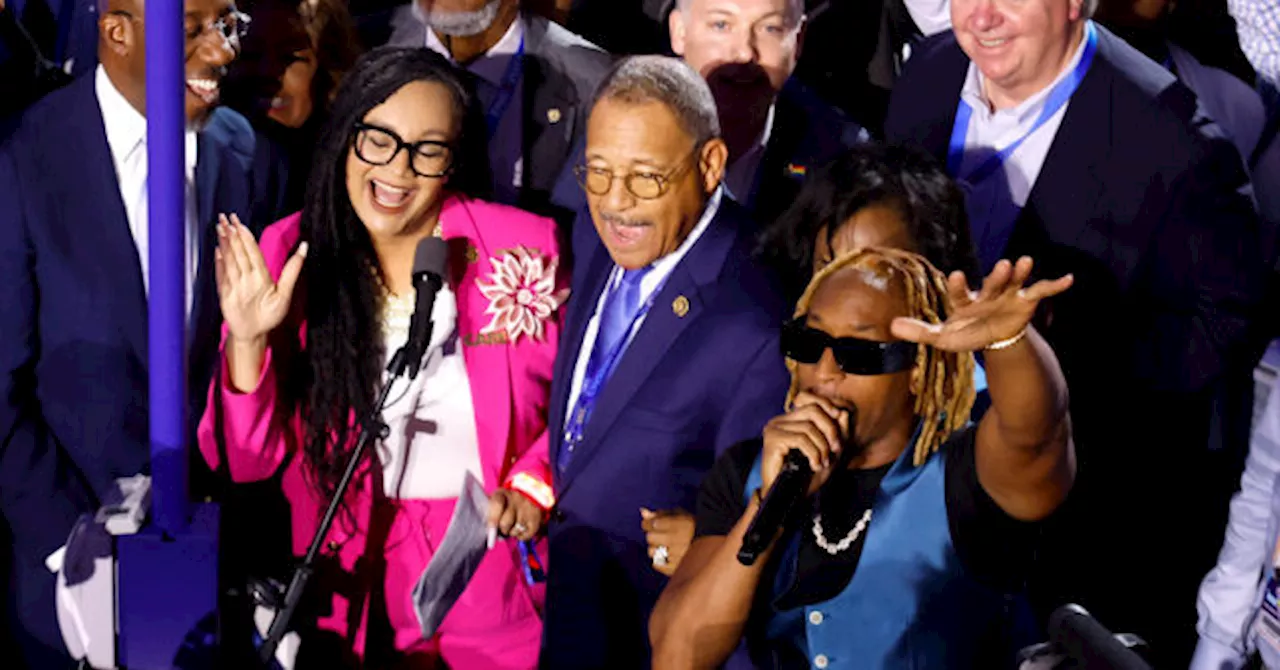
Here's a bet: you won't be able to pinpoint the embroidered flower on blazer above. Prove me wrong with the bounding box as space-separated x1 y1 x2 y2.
476 246 568 343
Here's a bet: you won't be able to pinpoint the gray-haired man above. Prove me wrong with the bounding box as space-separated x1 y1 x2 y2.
540 55 789 668
387 0 613 222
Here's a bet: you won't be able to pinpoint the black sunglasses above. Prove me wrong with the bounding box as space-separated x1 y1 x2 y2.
781 317 917 376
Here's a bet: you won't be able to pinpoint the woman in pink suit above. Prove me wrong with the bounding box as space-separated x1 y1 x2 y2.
199 48 563 668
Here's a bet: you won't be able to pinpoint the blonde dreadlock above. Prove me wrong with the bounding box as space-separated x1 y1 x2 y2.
786 247 976 466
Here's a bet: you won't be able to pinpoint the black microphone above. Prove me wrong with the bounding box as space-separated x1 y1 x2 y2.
737 449 813 566
1048 604 1151 670
392 237 448 379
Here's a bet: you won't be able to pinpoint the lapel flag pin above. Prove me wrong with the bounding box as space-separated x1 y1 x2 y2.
672 295 690 317
547 108 562 124
784 163 807 177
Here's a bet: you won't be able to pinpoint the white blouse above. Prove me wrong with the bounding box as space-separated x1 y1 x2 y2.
376 283 483 500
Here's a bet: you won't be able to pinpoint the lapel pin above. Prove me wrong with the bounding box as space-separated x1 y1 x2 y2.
672 295 690 318
465 243 479 264
547 108 562 124
784 163 807 178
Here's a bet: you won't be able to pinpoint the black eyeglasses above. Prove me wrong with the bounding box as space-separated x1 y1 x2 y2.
352 123 456 178
574 147 699 200
781 317 917 376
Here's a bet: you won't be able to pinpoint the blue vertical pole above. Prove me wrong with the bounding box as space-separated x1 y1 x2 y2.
146 0 189 534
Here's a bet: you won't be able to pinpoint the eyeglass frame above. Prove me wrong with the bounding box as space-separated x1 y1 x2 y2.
350 122 457 179
106 9 251 49
573 145 704 201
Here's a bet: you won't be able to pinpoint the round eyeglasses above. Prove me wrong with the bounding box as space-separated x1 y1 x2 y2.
573 149 699 200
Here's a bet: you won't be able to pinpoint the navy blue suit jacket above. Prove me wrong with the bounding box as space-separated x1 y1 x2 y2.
885 27 1267 646
540 198 790 668
0 73 257 565
886 27 1265 461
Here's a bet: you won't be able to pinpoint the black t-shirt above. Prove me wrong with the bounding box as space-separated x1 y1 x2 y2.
695 426 1041 609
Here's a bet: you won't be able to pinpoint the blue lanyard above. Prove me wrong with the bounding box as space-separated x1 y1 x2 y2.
946 21 1098 183
484 35 525 138
561 270 666 459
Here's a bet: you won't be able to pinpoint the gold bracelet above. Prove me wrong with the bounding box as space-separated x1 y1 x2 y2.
985 328 1028 351
751 488 764 506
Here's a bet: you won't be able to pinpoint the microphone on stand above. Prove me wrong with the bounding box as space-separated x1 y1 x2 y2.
391 237 448 379
256 237 449 667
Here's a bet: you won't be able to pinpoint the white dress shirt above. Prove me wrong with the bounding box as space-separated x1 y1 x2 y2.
95 65 201 317
423 14 526 205
724 105 775 208
954 28 1089 266
564 188 724 426
378 282 484 500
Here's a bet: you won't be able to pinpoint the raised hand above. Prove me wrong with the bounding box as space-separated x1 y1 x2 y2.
889 256 1072 352
215 213 306 344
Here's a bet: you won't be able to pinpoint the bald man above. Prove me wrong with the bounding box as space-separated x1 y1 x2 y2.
0 1 264 666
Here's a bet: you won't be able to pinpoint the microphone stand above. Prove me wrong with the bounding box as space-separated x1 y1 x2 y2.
255 341 427 665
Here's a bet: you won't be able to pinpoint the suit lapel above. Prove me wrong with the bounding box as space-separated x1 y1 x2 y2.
441 197 513 485
548 239 611 472
751 88 807 216
188 131 227 410
1010 35 1115 276
65 77 148 365
520 18 577 202
557 206 740 490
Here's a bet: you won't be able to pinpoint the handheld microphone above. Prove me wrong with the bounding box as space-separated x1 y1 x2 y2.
737 449 813 566
392 237 448 379
1048 604 1151 670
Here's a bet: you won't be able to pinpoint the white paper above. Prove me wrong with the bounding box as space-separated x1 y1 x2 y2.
411 472 491 638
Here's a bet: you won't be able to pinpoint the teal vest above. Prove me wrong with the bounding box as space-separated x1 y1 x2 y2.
742 431 1020 668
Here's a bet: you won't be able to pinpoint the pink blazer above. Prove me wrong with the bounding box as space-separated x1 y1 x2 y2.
197 196 564 667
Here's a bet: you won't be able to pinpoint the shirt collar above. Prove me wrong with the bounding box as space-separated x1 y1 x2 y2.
422 13 525 87
96 64 147 163
96 64 200 179
735 103 776 164
630 186 724 298
960 25 1091 124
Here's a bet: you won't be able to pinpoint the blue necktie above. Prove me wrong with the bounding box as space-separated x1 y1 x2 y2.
587 267 650 379
558 267 652 476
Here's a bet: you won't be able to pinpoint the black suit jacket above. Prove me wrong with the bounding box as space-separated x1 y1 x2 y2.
748 77 868 229
0 74 259 562
886 27 1265 484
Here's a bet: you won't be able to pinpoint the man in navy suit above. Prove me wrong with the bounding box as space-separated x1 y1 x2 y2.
884 0 1268 662
541 55 789 668
0 0 257 666
667 0 867 228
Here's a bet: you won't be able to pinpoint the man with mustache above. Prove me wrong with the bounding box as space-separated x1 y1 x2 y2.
885 0 1268 662
388 0 612 222
541 55 789 668
668 0 867 228
0 0 263 666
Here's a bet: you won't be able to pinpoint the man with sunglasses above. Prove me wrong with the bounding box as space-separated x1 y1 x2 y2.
540 55 790 668
652 249 1076 668
0 1 265 666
